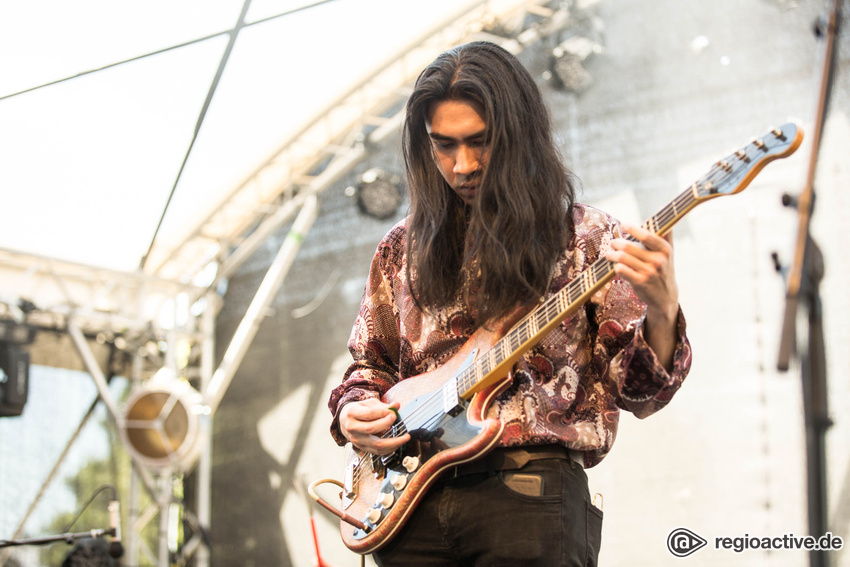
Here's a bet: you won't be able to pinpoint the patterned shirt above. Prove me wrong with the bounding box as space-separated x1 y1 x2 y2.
329 203 692 468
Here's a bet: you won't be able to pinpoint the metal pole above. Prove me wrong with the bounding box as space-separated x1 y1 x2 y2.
194 291 216 567
127 351 144 567
204 194 319 414
158 475 170 567
67 318 159 493
66 318 122 421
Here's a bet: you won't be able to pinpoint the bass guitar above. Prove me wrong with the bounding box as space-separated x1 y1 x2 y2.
311 123 803 554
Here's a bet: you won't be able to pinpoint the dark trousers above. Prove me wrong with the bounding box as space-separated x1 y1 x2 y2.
373 455 602 566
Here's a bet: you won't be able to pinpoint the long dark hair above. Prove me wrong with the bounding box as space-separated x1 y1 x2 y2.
402 41 577 325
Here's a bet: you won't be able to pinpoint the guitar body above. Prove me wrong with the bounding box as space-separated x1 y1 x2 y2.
339 325 513 555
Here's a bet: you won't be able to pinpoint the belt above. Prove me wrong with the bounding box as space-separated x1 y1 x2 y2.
445 444 584 479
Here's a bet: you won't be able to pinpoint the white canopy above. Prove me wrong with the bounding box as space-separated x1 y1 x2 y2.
0 0 505 273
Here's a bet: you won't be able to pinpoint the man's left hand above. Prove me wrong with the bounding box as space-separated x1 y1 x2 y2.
606 222 679 370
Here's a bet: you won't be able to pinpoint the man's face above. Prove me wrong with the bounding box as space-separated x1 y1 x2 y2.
426 99 490 204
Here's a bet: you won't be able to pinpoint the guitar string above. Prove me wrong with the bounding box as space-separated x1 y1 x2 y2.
351 146 766 486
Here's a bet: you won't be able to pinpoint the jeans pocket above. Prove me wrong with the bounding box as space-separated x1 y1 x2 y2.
585 500 604 566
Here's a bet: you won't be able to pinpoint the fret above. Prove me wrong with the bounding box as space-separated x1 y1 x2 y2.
597 259 611 280
503 331 514 353
581 270 593 294
653 209 668 232
480 355 491 376
539 304 554 325
568 279 582 304
516 322 528 344
527 316 538 338
458 370 469 393
675 190 692 213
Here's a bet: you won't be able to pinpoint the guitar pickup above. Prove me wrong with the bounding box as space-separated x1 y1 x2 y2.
443 377 462 416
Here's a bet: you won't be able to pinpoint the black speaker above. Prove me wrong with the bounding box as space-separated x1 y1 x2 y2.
0 343 29 417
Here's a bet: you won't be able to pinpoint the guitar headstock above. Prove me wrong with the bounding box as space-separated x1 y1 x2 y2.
693 122 803 201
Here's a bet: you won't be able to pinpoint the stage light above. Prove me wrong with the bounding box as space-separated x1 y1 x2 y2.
548 36 603 93
0 319 36 344
352 168 403 220
0 342 29 417
119 369 206 471
0 319 35 417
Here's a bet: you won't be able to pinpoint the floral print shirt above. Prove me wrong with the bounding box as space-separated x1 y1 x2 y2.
329 203 692 467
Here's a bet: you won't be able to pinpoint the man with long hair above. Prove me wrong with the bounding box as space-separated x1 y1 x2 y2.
329 41 691 566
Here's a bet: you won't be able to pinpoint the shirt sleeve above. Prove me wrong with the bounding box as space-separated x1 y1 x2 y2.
328 227 405 445
580 207 692 420
590 266 692 420
609 298 691 419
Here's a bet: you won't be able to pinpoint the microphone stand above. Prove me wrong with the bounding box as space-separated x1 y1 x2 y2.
776 2 841 567
0 528 116 548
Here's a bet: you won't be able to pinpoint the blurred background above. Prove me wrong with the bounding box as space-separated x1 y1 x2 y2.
1 0 848 565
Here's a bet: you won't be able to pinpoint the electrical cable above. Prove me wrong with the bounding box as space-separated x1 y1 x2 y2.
0 0 340 102
0 0 342 270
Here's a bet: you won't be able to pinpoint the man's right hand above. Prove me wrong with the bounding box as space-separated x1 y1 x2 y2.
339 398 410 455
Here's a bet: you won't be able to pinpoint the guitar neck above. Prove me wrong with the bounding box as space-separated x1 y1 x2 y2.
456 122 802 398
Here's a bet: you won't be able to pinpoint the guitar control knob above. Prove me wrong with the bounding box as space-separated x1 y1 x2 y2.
367 508 383 524
390 474 408 491
376 492 395 509
402 456 420 473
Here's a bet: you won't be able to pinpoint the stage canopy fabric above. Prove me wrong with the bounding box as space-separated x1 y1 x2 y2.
0 0 473 273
